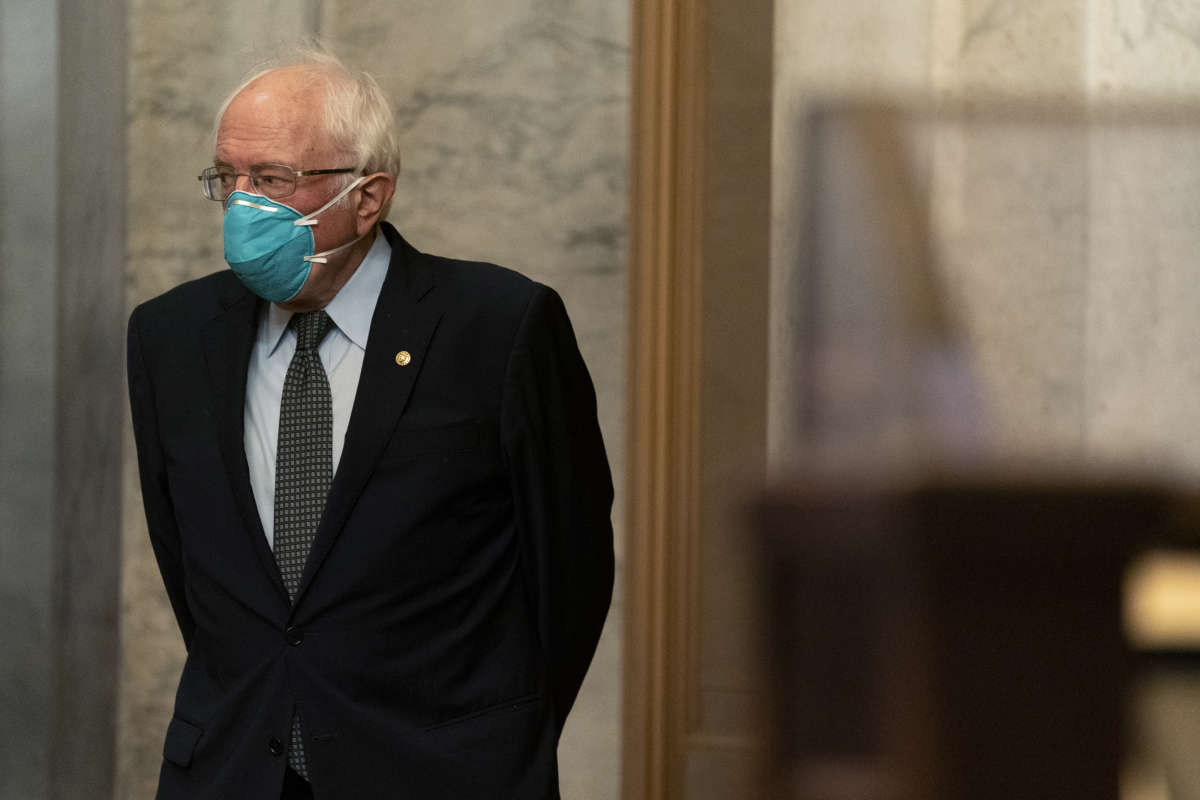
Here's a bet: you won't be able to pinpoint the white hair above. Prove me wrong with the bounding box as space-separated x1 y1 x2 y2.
213 41 403 182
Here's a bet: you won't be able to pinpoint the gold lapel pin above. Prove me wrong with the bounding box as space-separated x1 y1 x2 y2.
395 350 412 366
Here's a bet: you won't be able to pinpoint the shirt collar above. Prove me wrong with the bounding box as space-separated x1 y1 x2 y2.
263 229 392 356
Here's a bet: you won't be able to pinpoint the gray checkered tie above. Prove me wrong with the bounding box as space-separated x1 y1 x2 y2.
273 309 335 780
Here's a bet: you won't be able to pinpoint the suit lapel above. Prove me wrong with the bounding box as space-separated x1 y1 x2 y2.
294 225 443 606
201 280 292 609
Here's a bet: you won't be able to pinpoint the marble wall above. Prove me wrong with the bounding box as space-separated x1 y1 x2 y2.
120 3 627 798
771 0 1200 475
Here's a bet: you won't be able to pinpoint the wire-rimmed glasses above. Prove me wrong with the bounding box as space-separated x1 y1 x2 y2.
198 163 358 202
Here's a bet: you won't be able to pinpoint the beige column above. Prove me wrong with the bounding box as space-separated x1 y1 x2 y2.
626 0 774 797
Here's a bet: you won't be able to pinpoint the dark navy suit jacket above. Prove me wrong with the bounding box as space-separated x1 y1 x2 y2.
127 223 614 800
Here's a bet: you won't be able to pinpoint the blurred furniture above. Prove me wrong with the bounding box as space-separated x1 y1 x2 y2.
752 475 1172 800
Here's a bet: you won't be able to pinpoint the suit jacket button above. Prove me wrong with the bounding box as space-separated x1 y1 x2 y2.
268 737 284 756
285 627 304 646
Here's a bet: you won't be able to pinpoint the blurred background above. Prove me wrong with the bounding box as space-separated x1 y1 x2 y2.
7 0 1200 798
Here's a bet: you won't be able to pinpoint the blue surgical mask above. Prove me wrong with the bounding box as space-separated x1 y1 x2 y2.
223 176 366 303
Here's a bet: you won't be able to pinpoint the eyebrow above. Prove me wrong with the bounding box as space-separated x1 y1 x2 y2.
211 160 294 170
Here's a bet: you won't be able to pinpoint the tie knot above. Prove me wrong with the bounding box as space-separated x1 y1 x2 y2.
291 310 335 352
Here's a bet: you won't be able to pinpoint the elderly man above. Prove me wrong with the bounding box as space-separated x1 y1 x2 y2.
127 47 613 800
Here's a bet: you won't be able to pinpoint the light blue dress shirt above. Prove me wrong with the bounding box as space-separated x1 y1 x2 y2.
243 231 392 548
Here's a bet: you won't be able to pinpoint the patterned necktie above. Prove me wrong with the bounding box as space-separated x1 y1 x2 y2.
273 309 335 781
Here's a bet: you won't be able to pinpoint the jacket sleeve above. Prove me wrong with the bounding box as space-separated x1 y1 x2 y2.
128 306 196 649
501 284 615 733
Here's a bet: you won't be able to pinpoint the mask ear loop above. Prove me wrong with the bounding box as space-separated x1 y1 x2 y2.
294 175 365 228
293 176 368 264
305 234 366 265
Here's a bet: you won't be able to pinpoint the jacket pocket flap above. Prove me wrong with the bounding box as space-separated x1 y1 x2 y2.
163 715 203 767
423 692 541 732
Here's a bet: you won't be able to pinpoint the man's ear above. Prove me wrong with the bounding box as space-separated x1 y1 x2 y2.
354 172 397 234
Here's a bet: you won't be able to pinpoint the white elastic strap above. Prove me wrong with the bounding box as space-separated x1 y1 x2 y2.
304 232 367 264
293 175 365 228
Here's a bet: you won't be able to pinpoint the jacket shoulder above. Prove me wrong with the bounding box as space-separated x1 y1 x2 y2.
427 253 535 295
129 269 246 331
423 253 548 320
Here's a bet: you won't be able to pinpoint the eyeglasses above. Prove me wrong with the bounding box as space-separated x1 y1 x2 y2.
198 163 359 201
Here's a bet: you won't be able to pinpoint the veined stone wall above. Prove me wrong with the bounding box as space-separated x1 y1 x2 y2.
119 3 628 798
771 0 1200 474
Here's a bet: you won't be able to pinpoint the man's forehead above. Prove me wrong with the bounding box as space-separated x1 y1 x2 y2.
240 65 319 102
216 70 330 163
222 72 311 126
